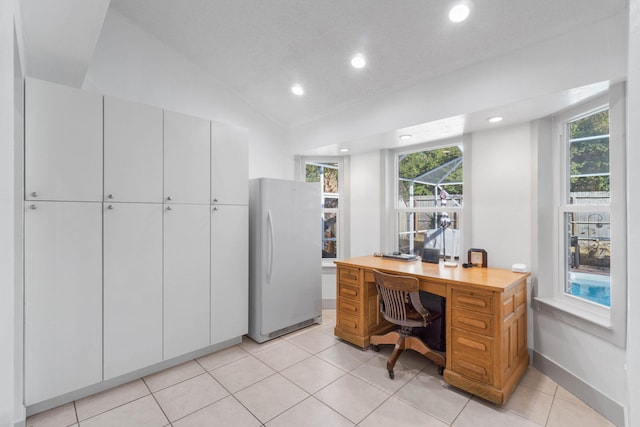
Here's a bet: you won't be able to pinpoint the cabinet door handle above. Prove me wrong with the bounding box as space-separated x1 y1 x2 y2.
166 206 172 211
213 198 218 203
30 191 38 197
213 207 218 212
167 196 172 201
29 204 37 210
107 205 114 210
107 194 114 199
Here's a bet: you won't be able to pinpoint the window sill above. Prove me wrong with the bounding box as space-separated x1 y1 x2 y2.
533 296 613 336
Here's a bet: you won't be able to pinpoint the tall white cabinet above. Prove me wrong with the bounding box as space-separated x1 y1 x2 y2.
23 78 249 408
24 201 103 405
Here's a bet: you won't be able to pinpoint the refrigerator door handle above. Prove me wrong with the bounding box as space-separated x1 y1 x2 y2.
267 209 274 285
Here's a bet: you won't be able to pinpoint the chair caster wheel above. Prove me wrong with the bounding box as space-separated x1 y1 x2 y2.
388 370 395 380
438 366 444 376
371 344 380 352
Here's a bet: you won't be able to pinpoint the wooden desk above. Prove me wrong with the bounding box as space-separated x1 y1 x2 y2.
334 255 530 404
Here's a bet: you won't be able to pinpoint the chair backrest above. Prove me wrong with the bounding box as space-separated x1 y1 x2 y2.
373 269 431 327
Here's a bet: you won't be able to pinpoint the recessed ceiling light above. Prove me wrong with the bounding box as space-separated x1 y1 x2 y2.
351 54 366 69
339 148 350 153
291 84 304 96
449 4 470 22
488 116 503 123
399 134 413 141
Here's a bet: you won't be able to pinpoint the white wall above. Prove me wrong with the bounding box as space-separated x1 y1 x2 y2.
625 0 639 425
1 1 22 425
350 151 382 257
84 8 293 181
470 124 532 270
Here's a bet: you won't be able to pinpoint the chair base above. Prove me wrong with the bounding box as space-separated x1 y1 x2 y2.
370 329 446 379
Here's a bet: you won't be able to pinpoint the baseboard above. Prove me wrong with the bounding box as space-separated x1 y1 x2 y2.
322 298 336 309
532 350 625 426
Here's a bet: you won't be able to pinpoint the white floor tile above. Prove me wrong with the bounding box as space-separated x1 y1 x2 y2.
266 396 353 427
453 399 540 427
519 366 558 396
546 398 615 427
503 384 554 425
252 340 313 371
209 354 275 393
234 374 309 423
196 345 250 371
143 360 205 392
75 379 149 421
394 369 470 424
79 395 167 427
316 341 376 371
314 374 390 424
153 373 228 422
172 395 261 427
359 397 448 427
285 329 338 354
280 355 346 394
351 354 418 394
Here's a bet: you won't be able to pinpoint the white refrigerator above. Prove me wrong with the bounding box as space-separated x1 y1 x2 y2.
248 178 322 343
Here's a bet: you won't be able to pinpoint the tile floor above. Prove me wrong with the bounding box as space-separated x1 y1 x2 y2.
26 309 615 427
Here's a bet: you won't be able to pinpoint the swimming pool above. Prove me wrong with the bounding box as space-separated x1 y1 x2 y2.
569 272 610 307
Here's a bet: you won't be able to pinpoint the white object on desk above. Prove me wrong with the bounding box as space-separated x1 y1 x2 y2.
443 261 458 268
512 263 528 273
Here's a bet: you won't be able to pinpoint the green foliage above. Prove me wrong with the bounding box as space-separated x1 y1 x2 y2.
398 146 463 199
569 110 609 192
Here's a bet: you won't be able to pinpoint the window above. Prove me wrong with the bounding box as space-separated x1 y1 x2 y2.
395 145 464 259
560 109 611 307
304 160 341 261
536 85 627 345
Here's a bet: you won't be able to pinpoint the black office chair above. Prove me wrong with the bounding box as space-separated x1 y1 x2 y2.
370 269 446 379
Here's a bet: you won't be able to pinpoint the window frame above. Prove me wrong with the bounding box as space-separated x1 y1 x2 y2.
392 141 465 258
535 86 627 347
297 156 349 268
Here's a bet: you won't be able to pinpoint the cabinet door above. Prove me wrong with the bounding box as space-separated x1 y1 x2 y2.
104 96 163 203
164 111 210 204
25 78 103 202
211 122 248 205
211 205 248 343
24 201 102 404
164 204 211 359
104 202 163 379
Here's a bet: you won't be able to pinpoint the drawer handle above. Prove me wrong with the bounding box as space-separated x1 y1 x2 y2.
341 304 357 312
457 337 487 352
342 273 358 281
459 317 488 330
458 360 487 376
341 288 357 296
342 319 357 329
458 296 487 308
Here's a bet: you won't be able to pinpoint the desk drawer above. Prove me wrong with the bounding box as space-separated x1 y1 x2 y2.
452 309 494 337
339 298 361 316
338 267 360 285
339 282 360 300
451 329 494 383
451 289 494 315
336 312 361 334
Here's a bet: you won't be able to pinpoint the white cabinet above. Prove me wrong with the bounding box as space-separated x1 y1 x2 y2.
164 111 210 204
211 121 249 206
211 204 249 344
103 203 163 379
104 96 163 203
25 78 102 202
24 201 102 404
163 204 211 359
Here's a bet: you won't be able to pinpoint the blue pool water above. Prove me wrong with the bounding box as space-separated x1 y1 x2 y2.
569 273 610 307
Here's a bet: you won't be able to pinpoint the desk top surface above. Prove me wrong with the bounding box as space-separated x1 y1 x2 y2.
335 255 530 292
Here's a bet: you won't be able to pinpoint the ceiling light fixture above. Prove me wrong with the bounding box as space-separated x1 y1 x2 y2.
399 134 413 141
351 54 366 69
449 4 470 23
291 84 304 96
339 148 350 153
488 116 503 123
